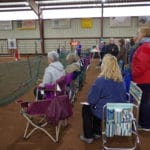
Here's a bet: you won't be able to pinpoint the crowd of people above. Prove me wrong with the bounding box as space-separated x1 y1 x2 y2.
34 25 150 144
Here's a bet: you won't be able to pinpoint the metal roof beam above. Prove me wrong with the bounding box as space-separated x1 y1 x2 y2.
28 0 41 15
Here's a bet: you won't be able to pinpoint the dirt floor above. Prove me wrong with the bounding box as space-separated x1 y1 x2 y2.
0 58 150 150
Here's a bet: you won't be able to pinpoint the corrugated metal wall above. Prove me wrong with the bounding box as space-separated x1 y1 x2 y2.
0 17 140 54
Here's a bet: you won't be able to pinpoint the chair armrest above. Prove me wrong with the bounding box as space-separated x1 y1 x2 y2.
16 100 30 108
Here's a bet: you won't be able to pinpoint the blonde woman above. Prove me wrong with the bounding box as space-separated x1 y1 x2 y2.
80 54 127 143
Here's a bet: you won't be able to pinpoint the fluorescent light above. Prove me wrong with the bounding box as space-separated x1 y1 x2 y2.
0 11 38 20
0 6 149 20
43 6 150 19
0 7 30 11
0 2 28 6
43 8 101 19
104 6 150 17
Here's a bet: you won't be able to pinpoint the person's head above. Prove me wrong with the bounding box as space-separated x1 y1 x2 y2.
47 51 59 64
99 54 123 82
136 26 150 42
100 41 105 46
109 38 115 44
130 38 135 46
66 53 79 64
118 38 125 46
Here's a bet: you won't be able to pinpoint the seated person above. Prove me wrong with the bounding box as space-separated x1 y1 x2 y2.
80 54 127 143
34 51 65 100
65 53 81 74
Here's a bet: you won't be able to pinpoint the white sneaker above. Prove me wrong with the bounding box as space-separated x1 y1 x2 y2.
80 135 94 144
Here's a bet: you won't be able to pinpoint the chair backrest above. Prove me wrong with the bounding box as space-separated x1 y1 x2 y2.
25 95 73 126
103 103 134 137
26 100 51 115
44 83 56 99
46 95 73 126
55 75 66 95
129 81 142 105
83 56 90 70
65 72 73 85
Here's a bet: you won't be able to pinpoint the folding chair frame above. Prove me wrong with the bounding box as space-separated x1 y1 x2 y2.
18 94 72 143
102 103 140 150
129 81 142 128
21 108 68 143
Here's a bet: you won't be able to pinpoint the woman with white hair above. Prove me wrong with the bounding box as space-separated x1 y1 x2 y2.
34 51 65 100
80 54 127 143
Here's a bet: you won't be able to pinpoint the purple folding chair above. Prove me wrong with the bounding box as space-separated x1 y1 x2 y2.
36 83 55 101
18 95 73 143
65 72 73 85
65 73 74 102
44 83 56 99
83 56 91 70
55 75 66 96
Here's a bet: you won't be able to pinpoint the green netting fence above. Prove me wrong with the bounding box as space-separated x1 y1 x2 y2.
0 53 71 106
0 55 48 106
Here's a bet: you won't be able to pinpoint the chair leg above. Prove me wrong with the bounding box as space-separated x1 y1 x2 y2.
63 119 68 126
24 121 30 138
56 121 62 142
23 114 57 142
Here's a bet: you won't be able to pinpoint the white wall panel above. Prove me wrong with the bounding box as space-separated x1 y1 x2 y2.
0 17 142 54
44 19 101 38
103 17 138 38
17 40 40 54
0 21 39 39
0 40 7 53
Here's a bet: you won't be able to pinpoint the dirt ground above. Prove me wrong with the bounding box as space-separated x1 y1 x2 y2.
0 58 150 150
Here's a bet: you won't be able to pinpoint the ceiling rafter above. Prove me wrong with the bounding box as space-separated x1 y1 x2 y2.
0 0 149 12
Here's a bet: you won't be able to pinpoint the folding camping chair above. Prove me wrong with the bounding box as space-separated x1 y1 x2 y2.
129 81 142 105
102 103 140 150
129 81 142 126
65 72 74 102
18 95 72 143
55 75 66 96
36 75 66 101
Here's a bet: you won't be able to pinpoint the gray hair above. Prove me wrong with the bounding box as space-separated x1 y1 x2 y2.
47 51 59 62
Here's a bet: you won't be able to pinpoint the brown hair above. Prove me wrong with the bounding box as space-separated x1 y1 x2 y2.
118 38 125 46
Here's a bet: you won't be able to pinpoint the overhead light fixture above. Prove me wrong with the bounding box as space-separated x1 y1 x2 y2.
102 0 106 3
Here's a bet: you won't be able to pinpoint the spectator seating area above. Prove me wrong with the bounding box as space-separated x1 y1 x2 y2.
17 52 92 142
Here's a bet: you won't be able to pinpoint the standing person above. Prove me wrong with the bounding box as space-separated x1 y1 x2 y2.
117 38 127 71
14 48 20 61
99 41 106 60
105 38 119 57
80 54 127 143
131 26 150 130
34 51 65 100
76 41 82 57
